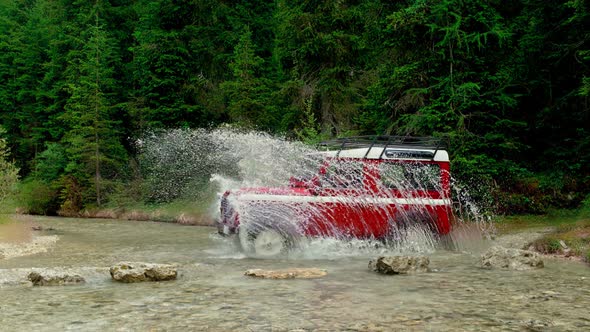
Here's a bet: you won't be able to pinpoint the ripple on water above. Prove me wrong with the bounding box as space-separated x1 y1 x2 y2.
0 216 589 332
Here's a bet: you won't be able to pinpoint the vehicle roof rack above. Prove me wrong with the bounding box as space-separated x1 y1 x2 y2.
317 135 447 160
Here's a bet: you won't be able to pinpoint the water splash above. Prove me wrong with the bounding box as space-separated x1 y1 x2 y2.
140 128 494 257
139 127 316 201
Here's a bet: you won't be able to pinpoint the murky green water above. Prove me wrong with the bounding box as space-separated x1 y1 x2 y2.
0 216 589 331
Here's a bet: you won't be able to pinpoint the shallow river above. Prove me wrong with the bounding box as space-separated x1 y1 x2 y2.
0 216 589 331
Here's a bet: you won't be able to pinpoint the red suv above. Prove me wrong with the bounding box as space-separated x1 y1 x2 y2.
217 136 453 257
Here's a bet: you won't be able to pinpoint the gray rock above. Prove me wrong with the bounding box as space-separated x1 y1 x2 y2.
480 246 544 270
368 256 430 275
521 319 554 331
244 268 327 279
28 271 85 286
110 262 177 283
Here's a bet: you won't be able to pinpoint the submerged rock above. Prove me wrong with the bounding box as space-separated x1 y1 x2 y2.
244 268 327 279
31 226 55 231
368 256 430 275
480 246 544 270
28 271 85 286
110 262 178 283
521 319 555 330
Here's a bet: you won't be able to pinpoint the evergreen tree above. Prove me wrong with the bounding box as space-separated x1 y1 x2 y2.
130 0 230 130
220 26 279 130
275 0 392 136
0 0 588 213
59 0 127 208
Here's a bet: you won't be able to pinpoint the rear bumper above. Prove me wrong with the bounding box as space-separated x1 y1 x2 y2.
218 194 239 236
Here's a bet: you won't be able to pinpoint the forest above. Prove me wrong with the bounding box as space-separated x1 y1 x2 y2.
0 0 589 216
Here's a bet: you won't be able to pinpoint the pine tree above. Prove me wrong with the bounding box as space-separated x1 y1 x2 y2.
220 26 279 130
130 0 230 130
274 0 383 136
60 0 127 208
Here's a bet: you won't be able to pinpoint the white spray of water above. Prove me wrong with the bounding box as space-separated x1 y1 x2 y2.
141 128 494 258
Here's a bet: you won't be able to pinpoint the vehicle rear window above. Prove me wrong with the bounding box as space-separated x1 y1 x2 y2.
379 162 440 190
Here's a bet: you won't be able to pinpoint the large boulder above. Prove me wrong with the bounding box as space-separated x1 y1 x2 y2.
368 256 430 275
110 262 177 283
28 271 85 286
244 268 327 279
480 246 544 270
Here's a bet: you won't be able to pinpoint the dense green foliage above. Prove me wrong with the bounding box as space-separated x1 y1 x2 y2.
0 126 18 206
0 0 588 215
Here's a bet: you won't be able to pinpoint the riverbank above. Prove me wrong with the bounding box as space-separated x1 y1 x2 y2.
496 210 590 264
0 234 59 260
15 201 216 227
0 215 59 259
73 207 215 226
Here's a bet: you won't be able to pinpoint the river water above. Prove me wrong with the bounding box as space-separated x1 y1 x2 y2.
0 216 588 331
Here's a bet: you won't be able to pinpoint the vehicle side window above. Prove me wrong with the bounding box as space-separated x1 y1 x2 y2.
379 163 406 189
379 162 440 190
322 161 364 189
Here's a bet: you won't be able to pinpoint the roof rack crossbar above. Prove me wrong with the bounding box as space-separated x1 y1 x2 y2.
433 139 441 160
432 136 448 161
378 136 393 159
335 137 347 158
363 136 378 159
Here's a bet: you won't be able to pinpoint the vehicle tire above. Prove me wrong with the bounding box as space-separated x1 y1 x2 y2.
238 223 297 258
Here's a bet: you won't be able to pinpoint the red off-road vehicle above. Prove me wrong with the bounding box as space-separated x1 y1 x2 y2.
217 136 452 257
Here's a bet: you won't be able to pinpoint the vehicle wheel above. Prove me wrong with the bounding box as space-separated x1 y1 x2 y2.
238 224 296 258
253 229 289 257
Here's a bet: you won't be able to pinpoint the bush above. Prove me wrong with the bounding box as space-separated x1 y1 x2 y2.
17 179 60 215
57 175 83 216
529 218 590 259
496 192 549 215
580 195 590 218
0 126 19 204
530 237 562 254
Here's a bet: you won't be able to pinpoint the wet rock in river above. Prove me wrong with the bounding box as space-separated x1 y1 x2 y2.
368 256 430 275
480 246 544 270
28 271 85 286
244 268 327 279
31 225 55 231
521 319 555 330
110 262 177 283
